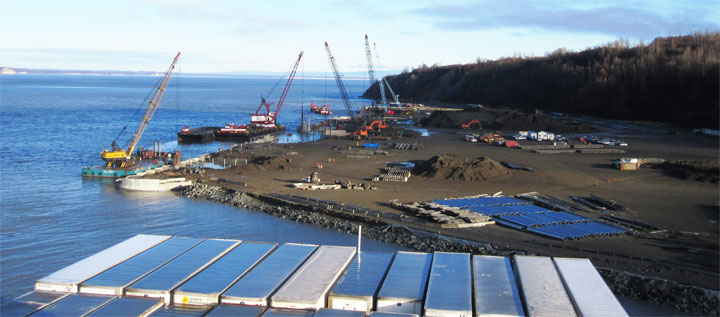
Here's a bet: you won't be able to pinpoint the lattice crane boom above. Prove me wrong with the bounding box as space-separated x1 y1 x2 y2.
324 42 355 119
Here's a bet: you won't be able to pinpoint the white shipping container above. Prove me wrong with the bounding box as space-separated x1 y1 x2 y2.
514 255 577 316
553 258 628 317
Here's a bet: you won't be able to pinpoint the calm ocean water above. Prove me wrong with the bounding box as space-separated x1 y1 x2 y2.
0 74 404 307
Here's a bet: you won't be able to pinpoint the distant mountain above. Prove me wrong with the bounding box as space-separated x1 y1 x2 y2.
364 32 720 129
0 67 401 79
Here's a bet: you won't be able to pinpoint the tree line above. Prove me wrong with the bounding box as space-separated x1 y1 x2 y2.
364 32 719 129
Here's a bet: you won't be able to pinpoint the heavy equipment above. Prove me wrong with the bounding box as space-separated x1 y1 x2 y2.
373 42 401 111
100 52 181 168
250 51 303 129
461 120 481 129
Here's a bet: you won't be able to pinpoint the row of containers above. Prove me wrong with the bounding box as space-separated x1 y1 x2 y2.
432 197 627 240
17 234 628 316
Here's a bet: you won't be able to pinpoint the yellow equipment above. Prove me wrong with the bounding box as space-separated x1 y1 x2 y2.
101 52 181 168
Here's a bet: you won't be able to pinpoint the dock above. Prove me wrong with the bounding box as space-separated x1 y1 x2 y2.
21 234 628 316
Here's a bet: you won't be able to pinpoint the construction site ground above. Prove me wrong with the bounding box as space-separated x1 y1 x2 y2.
175 116 719 291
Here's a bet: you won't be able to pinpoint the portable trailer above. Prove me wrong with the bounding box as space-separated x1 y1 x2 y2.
86 296 163 316
271 245 356 310
205 304 266 316
124 239 239 303
513 255 577 316
80 237 203 296
328 252 395 314
35 234 171 293
30 294 115 316
174 242 277 306
424 252 472 317
553 258 628 317
148 303 213 316
376 251 433 315
472 255 524 317
221 243 318 306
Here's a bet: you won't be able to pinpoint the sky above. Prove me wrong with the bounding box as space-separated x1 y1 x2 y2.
1 0 718 75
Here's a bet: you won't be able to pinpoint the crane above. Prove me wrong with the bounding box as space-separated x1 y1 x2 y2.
100 52 181 168
373 43 401 110
251 51 303 129
324 42 355 120
365 35 388 112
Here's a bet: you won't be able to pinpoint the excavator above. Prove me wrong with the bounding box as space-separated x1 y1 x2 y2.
461 120 481 129
99 52 181 169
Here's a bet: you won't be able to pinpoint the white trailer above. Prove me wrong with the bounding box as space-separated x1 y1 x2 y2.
514 255 577 316
36 234 170 293
174 242 277 306
124 239 239 304
424 252 472 317
328 252 394 314
221 243 318 306
553 257 628 317
376 252 433 315
79 237 203 296
472 255 524 316
271 245 356 310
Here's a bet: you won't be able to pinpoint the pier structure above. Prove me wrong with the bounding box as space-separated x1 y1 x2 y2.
21 234 627 316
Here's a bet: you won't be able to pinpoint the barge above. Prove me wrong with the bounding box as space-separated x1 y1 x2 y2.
177 126 220 144
214 123 286 142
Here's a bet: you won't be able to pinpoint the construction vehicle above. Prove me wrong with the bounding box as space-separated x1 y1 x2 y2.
369 38 403 114
87 52 180 176
365 120 387 131
461 120 481 129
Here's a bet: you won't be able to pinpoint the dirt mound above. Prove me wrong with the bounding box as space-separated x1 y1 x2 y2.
662 159 719 183
245 155 293 171
421 109 592 133
413 155 510 181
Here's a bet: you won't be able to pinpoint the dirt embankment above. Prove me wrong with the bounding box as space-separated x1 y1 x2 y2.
420 108 593 133
413 155 510 181
661 159 720 183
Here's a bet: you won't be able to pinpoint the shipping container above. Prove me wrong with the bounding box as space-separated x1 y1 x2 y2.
148 304 212 316
125 239 239 303
328 252 395 314
553 258 628 317
80 237 204 296
370 312 419 317
514 255 577 316
29 294 113 316
221 243 318 306
205 304 266 316
271 245 356 310
261 308 314 316
472 255 524 317
9 291 69 316
36 234 170 293
424 252 472 317
376 251 433 315
86 296 163 316
314 307 366 316
174 242 277 305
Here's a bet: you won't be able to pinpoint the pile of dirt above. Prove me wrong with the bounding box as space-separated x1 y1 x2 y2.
420 109 592 133
413 155 510 181
245 155 293 171
661 159 719 183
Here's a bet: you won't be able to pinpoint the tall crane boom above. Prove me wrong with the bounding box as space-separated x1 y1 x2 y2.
364 34 375 84
101 52 180 167
374 43 401 109
274 51 303 120
324 42 355 119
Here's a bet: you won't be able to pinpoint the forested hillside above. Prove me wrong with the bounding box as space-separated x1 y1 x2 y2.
364 32 719 128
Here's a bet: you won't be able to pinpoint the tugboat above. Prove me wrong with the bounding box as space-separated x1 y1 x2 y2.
310 102 332 115
82 52 181 177
214 51 301 142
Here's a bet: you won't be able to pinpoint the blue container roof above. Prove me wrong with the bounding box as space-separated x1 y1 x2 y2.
83 237 202 288
130 239 236 291
330 252 394 297
87 297 160 316
222 243 317 300
177 242 276 294
424 252 472 313
314 307 366 316
377 252 432 300
205 304 266 316
149 304 211 316
32 294 111 316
